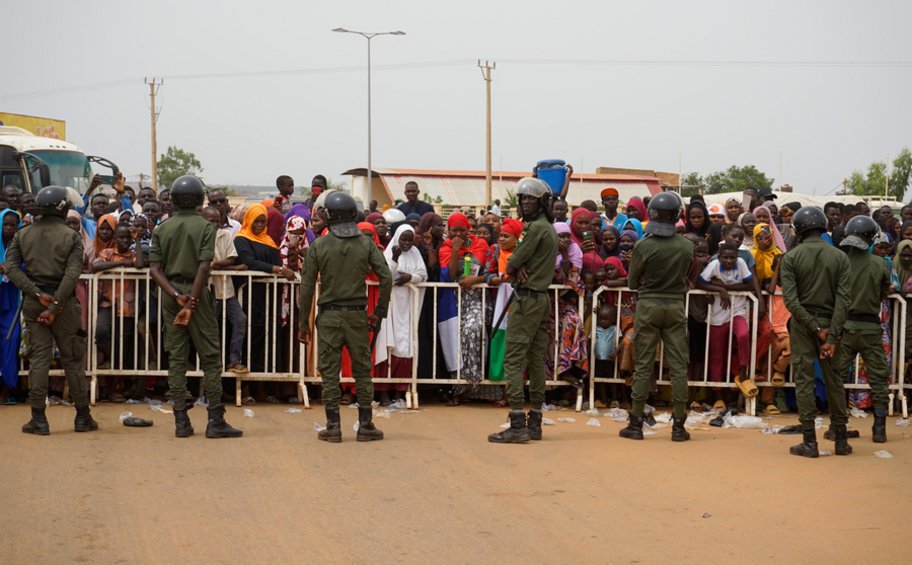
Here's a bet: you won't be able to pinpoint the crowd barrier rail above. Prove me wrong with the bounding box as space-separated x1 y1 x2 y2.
588 287 909 418
19 271 910 418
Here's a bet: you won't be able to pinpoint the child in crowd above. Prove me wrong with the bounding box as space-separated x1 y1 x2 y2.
761 254 791 414
686 236 711 386
698 242 757 409
93 222 145 401
203 207 249 375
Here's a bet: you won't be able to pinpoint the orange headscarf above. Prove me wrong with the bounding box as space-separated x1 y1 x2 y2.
236 204 278 249
94 213 119 256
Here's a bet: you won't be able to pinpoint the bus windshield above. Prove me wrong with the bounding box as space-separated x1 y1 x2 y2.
27 150 91 194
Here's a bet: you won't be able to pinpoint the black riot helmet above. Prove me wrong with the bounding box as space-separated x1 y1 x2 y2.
170 175 206 209
792 206 828 237
323 191 361 238
644 192 682 237
840 215 879 250
34 185 71 217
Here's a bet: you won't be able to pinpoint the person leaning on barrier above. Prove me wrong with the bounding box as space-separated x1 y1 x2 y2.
4 186 97 435
148 175 242 439
298 191 392 443
831 217 891 444
780 206 851 458
487 177 558 444
618 191 694 442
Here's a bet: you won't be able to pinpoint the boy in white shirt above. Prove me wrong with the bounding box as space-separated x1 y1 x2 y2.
203 207 249 374
697 243 757 408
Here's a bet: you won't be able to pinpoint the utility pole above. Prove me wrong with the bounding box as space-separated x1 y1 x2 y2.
478 60 495 209
145 77 163 191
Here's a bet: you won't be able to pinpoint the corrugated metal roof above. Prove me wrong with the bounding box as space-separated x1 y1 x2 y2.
343 168 663 207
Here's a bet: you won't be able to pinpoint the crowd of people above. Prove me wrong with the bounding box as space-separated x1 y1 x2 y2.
0 175 907 426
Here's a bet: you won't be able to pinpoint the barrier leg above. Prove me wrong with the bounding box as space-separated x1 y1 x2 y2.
889 393 894 417
412 388 420 409
236 377 242 407
575 387 583 412
300 378 310 409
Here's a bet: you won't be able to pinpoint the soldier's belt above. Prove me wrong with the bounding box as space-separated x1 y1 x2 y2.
847 313 880 324
323 304 366 311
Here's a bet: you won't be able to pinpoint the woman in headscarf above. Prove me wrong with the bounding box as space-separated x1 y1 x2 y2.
365 212 390 247
626 197 648 223
684 201 710 239
93 213 119 259
0 209 22 403
570 207 604 274
234 204 296 395
484 218 524 397
374 224 428 406
620 218 644 240
437 212 489 403
547 221 589 387
752 205 786 252
415 212 447 380
259 199 286 247
285 203 316 244
600 224 621 258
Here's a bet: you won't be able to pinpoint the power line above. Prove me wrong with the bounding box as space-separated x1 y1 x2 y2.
4 56 909 102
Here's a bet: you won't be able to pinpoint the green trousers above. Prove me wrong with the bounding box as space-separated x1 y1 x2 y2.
835 328 890 416
631 299 689 418
24 297 89 409
789 319 847 428
317 309 373 409
504 293 550 410
163 284 223 410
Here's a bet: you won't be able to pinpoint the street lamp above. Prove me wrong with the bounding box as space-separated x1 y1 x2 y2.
332 27 406 205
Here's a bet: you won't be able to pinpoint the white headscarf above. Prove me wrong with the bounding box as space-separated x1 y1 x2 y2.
381 224 428 357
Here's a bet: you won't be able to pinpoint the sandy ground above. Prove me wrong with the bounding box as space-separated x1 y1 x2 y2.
1 402 910 565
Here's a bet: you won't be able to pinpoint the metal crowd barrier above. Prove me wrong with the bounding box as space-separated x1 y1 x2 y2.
587 287 909 418
17 270 910 418
303 281 585 409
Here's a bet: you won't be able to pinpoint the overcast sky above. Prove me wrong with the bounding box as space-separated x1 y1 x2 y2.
3 0 911 195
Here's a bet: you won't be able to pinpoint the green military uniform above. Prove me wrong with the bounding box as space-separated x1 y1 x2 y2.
299 233 392 409
503 213 558 410
833 248 891 416
627 233 693 419
780 234 851 429
5 215 88 409
149 209 222 410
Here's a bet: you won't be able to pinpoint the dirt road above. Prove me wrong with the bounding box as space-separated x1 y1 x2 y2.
1 403 909 564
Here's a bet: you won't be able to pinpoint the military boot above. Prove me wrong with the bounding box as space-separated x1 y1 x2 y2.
824 424 860 441
356 406 384 442
619 414 644 440
22 406 50 435
205 404 243 438
318 407 342 443
488 410 530 444
789 427 819 458
834 423 853 455
526 409 543 441
671 415 690 442
173 407 194 438
872 415 887 443
74 405 99 432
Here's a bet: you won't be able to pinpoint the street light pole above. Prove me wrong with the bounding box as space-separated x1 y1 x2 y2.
332 27 405 205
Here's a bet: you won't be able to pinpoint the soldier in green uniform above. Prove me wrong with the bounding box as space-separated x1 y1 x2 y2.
488 177 558 444
6 186 97 435
619 192 693 442
780 206 851 457
833 216 891 444
298 192 392 442
148 175 242 439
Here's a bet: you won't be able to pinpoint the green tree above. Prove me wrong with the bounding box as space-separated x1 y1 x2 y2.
157 146 202 190
680 171 704 197
847 148 912 201
702 165 773 194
